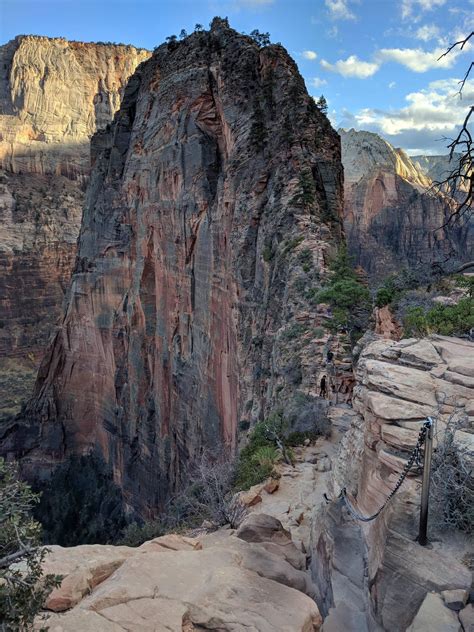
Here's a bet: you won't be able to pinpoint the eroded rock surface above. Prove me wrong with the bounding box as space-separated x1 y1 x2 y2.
0 36 150 419
341 129 471 279
37 516 322 631
312 335 473 631
2 20 344 517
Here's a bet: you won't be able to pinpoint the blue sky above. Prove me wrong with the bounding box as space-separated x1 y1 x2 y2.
1 0 473 154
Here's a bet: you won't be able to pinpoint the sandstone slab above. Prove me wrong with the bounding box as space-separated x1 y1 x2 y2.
43 544 135 612
407 592 461 632
40 520 322 631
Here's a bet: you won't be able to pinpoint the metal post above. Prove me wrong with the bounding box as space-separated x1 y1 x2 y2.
418 418 434 546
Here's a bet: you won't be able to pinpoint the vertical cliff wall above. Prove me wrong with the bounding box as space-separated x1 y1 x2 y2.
0 36 150 419
311 336 473 630
1 20 344 518
341 129 471 280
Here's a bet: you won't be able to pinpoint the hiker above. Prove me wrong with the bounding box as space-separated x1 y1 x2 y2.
319 375 327 398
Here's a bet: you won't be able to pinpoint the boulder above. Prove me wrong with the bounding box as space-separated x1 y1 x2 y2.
264 477 280 494
236 484 263 507
236 512 292 545
442 589 469 611
42 545 135 612
138 534 201 554
459 604 474 632
236 512 307 570
407 592 461 632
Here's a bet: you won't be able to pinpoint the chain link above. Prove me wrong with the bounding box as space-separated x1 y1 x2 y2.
328 419 432 523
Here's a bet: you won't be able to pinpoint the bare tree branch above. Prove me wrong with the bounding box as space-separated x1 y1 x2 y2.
0 546 36 569
438 32 474 61
433 33 473 222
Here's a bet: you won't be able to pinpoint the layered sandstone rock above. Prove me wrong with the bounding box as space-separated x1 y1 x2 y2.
0 36 150 178
311 335 473 631
0 36 150 419
340 129 471 279
36 516 322 631
1 20 343 518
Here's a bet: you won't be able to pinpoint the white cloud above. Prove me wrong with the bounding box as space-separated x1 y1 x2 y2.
320 55 380 78
302 50 318 60
401 0 446 20
312 77 328 88
388 81 396 89
376 45 461 72
325 0 356 21
341 77 473 152
321 42 469 79
415 24 440 41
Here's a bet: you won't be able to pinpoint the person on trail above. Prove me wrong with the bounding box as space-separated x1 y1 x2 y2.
319 375 327 398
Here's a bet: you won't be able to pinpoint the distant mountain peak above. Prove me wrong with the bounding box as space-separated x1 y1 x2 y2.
339 128 430 188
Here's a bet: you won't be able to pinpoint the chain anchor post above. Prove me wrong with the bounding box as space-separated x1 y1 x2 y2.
418 417 434 546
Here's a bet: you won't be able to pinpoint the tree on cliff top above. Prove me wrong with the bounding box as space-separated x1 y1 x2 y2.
0 458 60 630
315 95 328 115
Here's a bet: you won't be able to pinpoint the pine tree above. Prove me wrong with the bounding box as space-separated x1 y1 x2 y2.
315 95 328 115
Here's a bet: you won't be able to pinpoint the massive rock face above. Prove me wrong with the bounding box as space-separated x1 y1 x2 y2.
311 335 473 631
0 36 150 178
341 129 471 279
0 36 150 419
1 20 343 518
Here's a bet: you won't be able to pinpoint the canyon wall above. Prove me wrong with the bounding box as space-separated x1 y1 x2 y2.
1 20 345 518
312 335 473 630
341 129 471 280
0 36 150 419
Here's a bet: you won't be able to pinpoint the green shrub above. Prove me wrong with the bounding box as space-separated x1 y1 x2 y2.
454 275 474 297
282 235 304 254
251 445 279 468
249 104 267 150
234 457 274 491
262 245 273 262
290 170 315 208
312 247 371 342
285 430 318 446
117 519 165 547
0 459 61 630
403 297 473 337
299 248 313 273
283 323 308 340
234 416 284 490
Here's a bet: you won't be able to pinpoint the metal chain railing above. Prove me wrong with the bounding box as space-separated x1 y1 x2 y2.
326 419 433 523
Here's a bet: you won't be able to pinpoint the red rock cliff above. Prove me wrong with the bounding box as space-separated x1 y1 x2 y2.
340 128 471 280
2 20 344 517
0 36 150 419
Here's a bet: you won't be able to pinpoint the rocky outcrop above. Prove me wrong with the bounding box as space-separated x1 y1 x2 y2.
311 335 473 631
340 129 471 280
1 20 343 519
0 36 150 419
36 517 322 631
